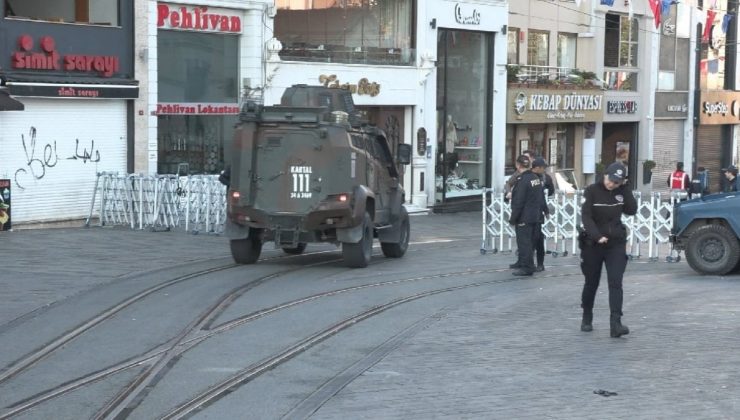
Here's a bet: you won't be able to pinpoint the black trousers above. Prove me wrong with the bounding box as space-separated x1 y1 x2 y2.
580 243 628 316
534 223 545 266
515 223 537 273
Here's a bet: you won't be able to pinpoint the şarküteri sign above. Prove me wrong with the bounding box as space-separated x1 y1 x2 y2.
507 88 605 124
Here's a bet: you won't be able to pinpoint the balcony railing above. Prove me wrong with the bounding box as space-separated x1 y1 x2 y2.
507 65 606 89
279 46 416 66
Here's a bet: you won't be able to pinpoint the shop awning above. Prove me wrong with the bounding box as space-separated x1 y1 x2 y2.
0 88 24 111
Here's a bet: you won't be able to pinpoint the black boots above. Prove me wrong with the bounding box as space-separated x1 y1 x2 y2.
610 315 630 338
581 310 593 332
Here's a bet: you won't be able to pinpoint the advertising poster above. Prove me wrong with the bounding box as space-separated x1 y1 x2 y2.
0 179 10 231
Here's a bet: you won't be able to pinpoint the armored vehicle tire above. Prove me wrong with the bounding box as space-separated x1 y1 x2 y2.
685 224 740 275
381 208 410 258
230 229 263 264
282 243 307 255
342 212 373 268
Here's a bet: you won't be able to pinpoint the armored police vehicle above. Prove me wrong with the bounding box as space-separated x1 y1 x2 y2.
223 85 412 268
670 192 740 275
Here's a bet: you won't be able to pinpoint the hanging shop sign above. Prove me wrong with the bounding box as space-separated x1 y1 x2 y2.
654 92 689 118
11 35 120 77
507 88 604 123
318 75 381 97
698 91 740 124
155 103 240 115
157 3 242 33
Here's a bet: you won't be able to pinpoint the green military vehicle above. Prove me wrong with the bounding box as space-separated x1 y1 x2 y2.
223 85 412 268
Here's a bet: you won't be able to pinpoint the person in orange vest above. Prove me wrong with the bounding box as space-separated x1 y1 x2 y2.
667 162 690 195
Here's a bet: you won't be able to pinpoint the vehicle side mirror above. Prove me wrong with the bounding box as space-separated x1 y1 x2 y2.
396 143 412 165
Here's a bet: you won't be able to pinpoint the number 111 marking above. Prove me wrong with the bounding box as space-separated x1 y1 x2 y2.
293 173 310 193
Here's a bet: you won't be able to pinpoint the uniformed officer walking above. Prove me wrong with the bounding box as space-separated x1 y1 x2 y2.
579 162 638 337
509 154 545 276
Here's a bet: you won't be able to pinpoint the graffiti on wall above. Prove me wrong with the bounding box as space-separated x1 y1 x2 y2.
13 127 103 190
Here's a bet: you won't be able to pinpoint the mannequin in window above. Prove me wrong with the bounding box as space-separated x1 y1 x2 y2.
445 115 458 153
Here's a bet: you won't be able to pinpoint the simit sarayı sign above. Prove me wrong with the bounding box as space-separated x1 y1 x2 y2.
11 35 119 77
157 3 242 33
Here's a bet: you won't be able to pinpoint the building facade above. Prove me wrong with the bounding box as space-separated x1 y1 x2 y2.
142 0 273 176
0 0 138 224
265 0 509 210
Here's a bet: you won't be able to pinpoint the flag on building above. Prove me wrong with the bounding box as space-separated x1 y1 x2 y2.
648 0 662 28
704 9 717 43
600 0 615 6
722 14 734 33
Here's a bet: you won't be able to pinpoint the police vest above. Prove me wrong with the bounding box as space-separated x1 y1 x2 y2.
671 171 686 189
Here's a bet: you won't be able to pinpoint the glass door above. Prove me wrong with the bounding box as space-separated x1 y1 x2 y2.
435 29 493 202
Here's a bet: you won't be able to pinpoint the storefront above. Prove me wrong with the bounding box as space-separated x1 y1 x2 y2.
652 92 689 192
506 88 605 191
0 0 137 224
153 3 243 175
267 0 508 210
696 91 737 193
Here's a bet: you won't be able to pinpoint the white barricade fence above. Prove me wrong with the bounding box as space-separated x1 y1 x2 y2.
482 189 683 262
87 172 226 234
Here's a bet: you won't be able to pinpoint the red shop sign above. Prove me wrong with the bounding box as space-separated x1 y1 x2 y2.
11 35 120 78
157 4 242 33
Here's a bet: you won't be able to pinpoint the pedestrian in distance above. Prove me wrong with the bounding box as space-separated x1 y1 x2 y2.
667 162 690 197
722 165 740 192
508 154 545 276
531 157 554 272
578 162 637 337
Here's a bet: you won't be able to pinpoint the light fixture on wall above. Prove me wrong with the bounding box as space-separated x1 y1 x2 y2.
429 18 436 29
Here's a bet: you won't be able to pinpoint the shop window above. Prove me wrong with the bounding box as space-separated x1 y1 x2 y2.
604 13 638 91
553 124 575 169
603 71 638 91
505 125 516 175
4 0 120 26
557 33 576 70
527 30 549 67
436 30 491 201
158 31 239 103
507 27 520 64
700 0 727 90
157 115 235 175
274 0 415 66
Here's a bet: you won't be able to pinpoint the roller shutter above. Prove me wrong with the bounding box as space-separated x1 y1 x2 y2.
0 99 127 223
695 125 723 193
652 120 684 193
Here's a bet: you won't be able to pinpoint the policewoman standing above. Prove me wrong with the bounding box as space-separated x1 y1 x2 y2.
579 162 637 337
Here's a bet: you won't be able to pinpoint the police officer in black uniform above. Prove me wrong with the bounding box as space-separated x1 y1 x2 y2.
509 155 545 276
531 157 554 271
579 162 637 337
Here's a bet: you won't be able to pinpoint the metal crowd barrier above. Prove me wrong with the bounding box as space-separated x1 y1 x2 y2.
482 189 687 262
86 172 226 234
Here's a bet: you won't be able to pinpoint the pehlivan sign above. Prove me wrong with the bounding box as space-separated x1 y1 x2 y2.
507 88 605 124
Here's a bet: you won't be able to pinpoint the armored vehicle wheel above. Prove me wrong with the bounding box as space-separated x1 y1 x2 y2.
342 212 373 268
381 208 410 258
685 224 740 275
230 229 263 264
282 243 307 255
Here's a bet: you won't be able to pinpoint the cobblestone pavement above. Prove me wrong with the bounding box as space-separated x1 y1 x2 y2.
2 213 739 419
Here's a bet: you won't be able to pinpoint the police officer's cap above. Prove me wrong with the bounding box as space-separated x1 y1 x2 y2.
605 162 626 184
722 165 738 175
532 157 548 168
